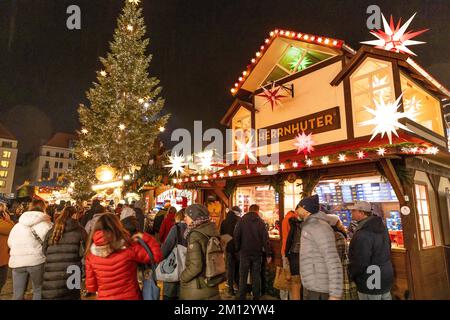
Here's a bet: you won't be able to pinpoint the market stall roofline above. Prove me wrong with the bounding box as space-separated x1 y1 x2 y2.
230 28 355 96
331 46 450 99
220 98 257 126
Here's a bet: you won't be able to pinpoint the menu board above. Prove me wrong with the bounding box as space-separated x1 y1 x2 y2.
386 211 402 231
335 210 352 228
316 182 398 204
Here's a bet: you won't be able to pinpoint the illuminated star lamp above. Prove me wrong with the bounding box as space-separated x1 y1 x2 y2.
256 82 287 111
165 154 187 177
289 55 312 72
361 13 428 56
197 150 214 172
360 94 415 144
294 132 315 156
234 137 258 165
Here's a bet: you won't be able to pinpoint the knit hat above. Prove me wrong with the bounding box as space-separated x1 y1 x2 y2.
185 204 210 221
120 207 136 221
230 206 242 215
348 201 372 213
298 195 320 214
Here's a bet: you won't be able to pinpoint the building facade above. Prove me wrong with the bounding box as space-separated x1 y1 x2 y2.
0 123 18 195
29 132 77 182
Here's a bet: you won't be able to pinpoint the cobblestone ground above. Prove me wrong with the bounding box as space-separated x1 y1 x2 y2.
1 271 277 300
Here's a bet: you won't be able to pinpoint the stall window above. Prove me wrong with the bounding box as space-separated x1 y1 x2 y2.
415 183 435 248
0 161 9 168
0 171 7 178
350 58 396 138
0 180 5 188
231 107 252 161
2 151 11 159
400 74 444 136
284 179 303 212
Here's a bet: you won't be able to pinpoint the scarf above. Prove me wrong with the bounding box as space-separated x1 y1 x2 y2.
184 216 211 239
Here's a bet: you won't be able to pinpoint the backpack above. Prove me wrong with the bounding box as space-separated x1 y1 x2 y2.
194 230 226 287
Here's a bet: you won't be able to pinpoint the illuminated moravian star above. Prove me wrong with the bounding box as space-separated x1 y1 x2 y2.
197 150 214 172
165 154 187 176
256 82 287 111
361 13 428 56
234 137 258 165
294 132 315 156
359 94 411 144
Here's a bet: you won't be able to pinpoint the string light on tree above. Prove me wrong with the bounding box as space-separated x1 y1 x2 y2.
165 154 187 177
100 70 107 77
118 123 126 131
127 25 134 32
360 94 411 144
158 126 165 133
361 13 428 56
81 128 88 134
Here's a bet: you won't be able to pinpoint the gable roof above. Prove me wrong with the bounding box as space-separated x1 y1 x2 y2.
331 45 450 99
0 123 16 141
230 28 355 96
220 98 256 127
44 132 78 149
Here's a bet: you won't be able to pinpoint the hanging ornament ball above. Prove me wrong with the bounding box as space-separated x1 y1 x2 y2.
96 165 116 183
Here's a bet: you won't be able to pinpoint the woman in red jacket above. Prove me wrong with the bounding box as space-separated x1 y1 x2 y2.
158 206 176 243
85 213 162 300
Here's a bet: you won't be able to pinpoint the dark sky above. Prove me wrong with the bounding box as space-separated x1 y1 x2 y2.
0 0 449 159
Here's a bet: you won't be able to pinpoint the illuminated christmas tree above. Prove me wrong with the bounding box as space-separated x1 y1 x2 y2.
71 0 169 200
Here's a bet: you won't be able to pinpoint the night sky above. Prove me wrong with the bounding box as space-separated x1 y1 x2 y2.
1 0 449 159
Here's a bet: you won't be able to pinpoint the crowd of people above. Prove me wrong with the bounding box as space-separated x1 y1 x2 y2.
0 194 394 301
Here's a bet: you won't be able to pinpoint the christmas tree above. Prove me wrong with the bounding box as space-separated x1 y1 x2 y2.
71 0 169 200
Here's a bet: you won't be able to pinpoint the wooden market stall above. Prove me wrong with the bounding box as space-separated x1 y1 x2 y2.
173 28 450 299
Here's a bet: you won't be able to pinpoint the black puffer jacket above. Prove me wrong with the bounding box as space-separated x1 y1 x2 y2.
348 215 394 295
234 212 271 257
220 211 240 253
42 218 87 300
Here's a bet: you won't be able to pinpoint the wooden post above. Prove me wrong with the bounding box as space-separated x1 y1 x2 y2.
379 159 406 205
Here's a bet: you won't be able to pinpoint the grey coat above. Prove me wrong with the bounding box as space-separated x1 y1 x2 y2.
299 211 343 298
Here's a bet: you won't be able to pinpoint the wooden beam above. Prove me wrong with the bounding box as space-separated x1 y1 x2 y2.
209 181 230 208
379 158 406 205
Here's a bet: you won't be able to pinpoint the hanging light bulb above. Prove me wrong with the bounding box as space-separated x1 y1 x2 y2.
357 151 366 159
305 159 313 167
321 156 330 165
377 148 386 156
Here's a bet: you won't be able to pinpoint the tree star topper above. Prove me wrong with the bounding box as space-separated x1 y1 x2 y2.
294 132 315 156
360 94 412 144
257 82 287 111
361 13 428 56
165 154 187 177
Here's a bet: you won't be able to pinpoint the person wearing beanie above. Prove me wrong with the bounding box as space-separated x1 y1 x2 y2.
120 207 136 222
180 204 221 300
296 195 343 300
234 204 272 300
220 206 242 296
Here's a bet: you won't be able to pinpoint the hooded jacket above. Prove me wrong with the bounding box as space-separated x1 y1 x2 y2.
85 231 162 300
299 211 343 298
42 218 87 300
180 222 220 300
348 215 394 294
8 211 53 268
159 211 176 244
234 211 271 257
281 211 297 257
0 218 14 266
219 210 241 253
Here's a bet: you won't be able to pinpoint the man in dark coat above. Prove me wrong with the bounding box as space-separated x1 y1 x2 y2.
220 206 241 296
80 199 101 227
234 204 271 300
131 200 145 232
348 201 394 300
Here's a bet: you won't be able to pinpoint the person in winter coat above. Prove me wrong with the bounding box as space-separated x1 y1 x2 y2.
234 204 272 300
85 213 162 300
8 199 53 300
284 215 303 300
280 209 298 300
348 201 393 300
180 204 221 300
120 206 136 221
296 195 343 300
219 206 241 296
80 199 101 227
131 200 145 232
161 209 188 300
85 205 106 236
152 202 170 238
159 206 177 244
42 206 87 300
0 210 14 296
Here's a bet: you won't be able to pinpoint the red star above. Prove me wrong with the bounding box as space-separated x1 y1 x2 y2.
257 83 287 111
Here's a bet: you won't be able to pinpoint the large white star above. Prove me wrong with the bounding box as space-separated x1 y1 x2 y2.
197 150 214 172
165 154 187 177
234 137 258 164
359 94 411 144
361 13 428 56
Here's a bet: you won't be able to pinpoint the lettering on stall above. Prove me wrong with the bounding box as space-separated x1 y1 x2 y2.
258 106 341 145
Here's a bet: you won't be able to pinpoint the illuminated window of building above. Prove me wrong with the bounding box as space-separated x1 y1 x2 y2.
262 45 335 86
415 183 435 248
2 151 11 159
0 180 5 188
231 107 252 160
0 161 9 168
401 74 444 136
0 171 8 178
350 58 395 138
284 179 303 212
